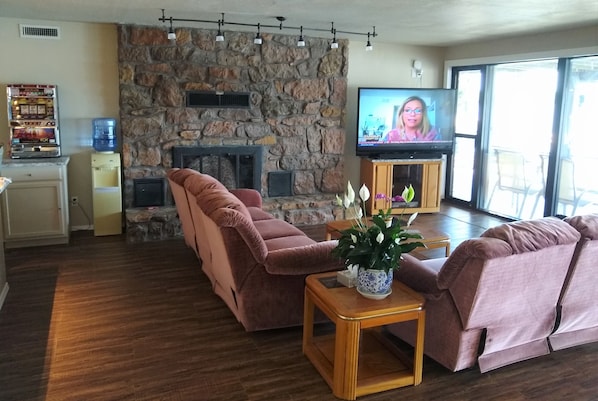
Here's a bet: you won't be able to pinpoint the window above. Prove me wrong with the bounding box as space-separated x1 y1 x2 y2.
450 56 598 219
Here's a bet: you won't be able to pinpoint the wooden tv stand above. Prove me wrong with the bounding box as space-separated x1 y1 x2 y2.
360 158 442 215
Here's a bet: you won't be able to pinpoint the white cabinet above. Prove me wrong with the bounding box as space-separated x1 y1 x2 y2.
1 157 70 248
0 178 9 310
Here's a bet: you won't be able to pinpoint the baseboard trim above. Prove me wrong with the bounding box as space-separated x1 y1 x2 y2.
0 282 9 311
71 225 94 232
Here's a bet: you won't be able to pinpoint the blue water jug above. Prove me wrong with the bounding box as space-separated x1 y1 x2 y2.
92 118 117 153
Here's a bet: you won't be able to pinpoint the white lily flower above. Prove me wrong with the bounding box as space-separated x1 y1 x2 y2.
402 184 415 203
335 194 343 207
346 181 355 204
343 194 351 209
407 212 418 227
376 232 384 243
395 238 401 244
350 234 357 243
356 208 363 218
359 184 370 202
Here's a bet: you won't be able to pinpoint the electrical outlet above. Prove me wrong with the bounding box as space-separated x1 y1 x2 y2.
70 196 79 206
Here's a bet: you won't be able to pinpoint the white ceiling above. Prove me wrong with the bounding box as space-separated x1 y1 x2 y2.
2 0 598 46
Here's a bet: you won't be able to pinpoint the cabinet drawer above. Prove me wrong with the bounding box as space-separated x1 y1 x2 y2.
2 166 63 181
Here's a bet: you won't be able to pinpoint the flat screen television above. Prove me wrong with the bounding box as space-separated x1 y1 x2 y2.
356 87 457 159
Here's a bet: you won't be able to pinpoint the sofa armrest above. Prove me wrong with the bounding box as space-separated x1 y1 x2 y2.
395 253 446 295
230 188 262 208
265 240 345 275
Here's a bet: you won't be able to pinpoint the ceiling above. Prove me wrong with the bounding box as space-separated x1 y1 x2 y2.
2 0 598 46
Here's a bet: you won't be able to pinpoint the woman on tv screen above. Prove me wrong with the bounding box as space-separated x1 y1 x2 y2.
384 96 439 142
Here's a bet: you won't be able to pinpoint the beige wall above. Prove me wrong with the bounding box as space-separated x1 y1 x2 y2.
345 41 445 187
445 24 598 66
0 17 119 230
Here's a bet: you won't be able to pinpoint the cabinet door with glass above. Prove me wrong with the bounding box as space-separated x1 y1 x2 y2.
360 158 442 215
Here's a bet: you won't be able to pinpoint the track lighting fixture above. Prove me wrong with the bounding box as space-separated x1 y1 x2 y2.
365 32 373 51
297 26 305 47
216 20 224 42
254 23 263 45
167 17 176 40
159 10 377 50
330 28 338 49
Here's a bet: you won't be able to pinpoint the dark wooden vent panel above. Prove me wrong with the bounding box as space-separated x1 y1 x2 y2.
186 91 251 108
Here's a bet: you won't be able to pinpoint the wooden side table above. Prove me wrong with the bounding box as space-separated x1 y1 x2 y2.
303 272 425 400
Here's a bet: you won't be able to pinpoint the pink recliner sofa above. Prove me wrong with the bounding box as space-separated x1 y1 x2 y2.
167 168 343 331
387 216 581 373
549 214 598 350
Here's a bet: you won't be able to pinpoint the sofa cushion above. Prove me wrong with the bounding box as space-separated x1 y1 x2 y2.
195 187 252 221
209 207 269 266
247 207 275 222
481 217 580 254
436 237 512 290
564 214 598 240
167 167 201 186
184 171 225 196
265 240 343 275
264 235 315 251
254 219 306 241
166 168 200 254
230 188 263 208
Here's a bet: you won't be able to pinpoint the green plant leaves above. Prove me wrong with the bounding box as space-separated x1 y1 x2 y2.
331 215 424 272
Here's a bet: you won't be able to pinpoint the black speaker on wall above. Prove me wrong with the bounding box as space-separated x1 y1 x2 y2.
134 178 165 207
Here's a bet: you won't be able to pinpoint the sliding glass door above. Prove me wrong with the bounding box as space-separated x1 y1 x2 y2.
450 56 598 220
556 56 598 215
483 60 557 219
450 68 483 203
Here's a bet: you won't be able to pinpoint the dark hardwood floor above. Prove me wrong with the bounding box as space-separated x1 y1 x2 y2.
1 203 597 401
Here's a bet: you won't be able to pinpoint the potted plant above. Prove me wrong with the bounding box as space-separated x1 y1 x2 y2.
332 181 424 299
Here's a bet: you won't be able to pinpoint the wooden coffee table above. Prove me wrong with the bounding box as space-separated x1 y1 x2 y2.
303 272 425 400
325 219 451 257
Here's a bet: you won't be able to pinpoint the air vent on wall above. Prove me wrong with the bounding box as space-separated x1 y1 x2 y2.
19 24 61 39
186 91 250 108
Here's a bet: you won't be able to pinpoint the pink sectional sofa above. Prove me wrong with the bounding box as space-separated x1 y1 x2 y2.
387 216 584 373
167 168 343 331
549 214 598 350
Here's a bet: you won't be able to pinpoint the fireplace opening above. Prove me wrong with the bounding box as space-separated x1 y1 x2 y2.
172 145 263 192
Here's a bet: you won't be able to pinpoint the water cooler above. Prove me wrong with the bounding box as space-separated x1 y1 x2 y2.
91 119 122 236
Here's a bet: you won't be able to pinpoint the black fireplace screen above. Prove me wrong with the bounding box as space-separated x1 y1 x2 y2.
172 146 263 192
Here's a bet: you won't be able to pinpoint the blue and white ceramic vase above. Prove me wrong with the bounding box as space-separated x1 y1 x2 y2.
356 267 393 299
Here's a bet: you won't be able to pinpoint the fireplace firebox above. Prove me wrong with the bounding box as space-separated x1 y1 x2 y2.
172 146 263 192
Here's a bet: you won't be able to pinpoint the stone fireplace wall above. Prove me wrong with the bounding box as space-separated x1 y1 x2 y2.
117 25 347 241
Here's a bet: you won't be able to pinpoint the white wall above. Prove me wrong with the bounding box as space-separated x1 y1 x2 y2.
345 41 446 187
445 24 598 67
0 17 119 230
